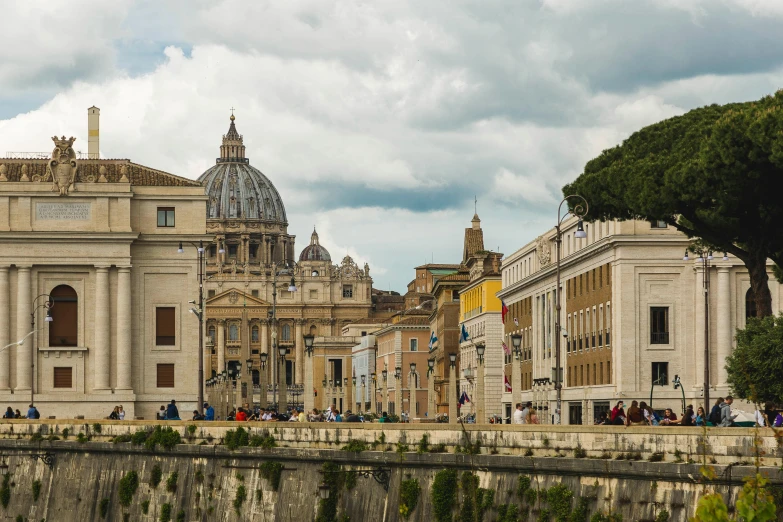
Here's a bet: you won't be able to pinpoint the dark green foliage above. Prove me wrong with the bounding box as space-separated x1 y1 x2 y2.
99 497 109 519
144 426 182 451
118 471 139 507
459 471 480 522
564 91 783 318
259 462 284 491
131 430 148 445
315 462 344 522
399 478 420 519
590 513 622 522
150 465 162 488
476 487 495 519
165 471 178 493
431 469 457 522
15 515 22 522
30 432 44 442
176 509 185 522
195 469 204 483
498 504 521 522
1 474 11 508
569 497 590 522
345 472 357 491
727 314 783 403
160 503 172 522
92 423 102 433
655 510 669 522
32 480 41 502
141 500 150 514
547 484 574 522
76 432 88 443
112 434 132 444
430 443 447 453
249 434 276 448
517 476 532 500
341 439 368 453
539 509 551 521
648 452 664 462
224 427 249 450
416 434 429 454
61 428 69 439
187 425 197 436
573 445 587 458
233 485 247 515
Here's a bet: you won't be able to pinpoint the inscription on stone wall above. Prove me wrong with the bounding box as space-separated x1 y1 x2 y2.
36 203 92 221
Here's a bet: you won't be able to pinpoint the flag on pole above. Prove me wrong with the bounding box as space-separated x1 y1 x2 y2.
461 323 470 343
501 300 509 324
502 341 510 355
504 375 512 392
459 391 471 405
428 331 439 350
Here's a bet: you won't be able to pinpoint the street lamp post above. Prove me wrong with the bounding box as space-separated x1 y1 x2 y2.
427 358 435 420
360 375 366 413
475 343 485 424
370 372 376 414
448 352 457 424
304 334 315 413
554 195 588 424
278 344 288 414
394 366 402 418
510 333 523 408
409 362 417 419
268 258 297 412
30 295 53 406
683 249 727 414
259 352 268 408
381 368 388 414
179 240 206 415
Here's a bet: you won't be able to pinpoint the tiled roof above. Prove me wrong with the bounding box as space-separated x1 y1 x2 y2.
396 315 430 326
344 316 393 325
0 158 201 187
414 263 462 270
463 227 484 261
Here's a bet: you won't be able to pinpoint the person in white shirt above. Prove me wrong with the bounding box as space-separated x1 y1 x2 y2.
512 403 525 424
519 401 532 424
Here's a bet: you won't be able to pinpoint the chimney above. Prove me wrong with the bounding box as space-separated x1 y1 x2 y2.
87 106 100 158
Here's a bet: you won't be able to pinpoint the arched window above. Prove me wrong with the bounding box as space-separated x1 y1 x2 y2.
251 326 259 342
49 285 77 347
746 288 757 319
282 324 291 341
208 326 216 344
229 323 239 341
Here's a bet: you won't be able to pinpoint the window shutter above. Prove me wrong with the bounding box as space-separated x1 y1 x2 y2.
53 367 73 388
156 307 176 345
157 364 175 388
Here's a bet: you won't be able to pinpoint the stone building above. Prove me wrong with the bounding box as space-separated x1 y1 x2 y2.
198 115 373 402
498 217 783 425
0 108 208 419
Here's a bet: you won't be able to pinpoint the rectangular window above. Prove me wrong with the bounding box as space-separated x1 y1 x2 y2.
228 244 238 258
607 360 611 384
599 362 604 385
650 307 669 344
410 339 418 351
249 244 259 258
652 362 669 385
53 367 72 388
156 207 175 227
342 285 353 298
251 289 259 298
155 307 176 346
207 289 216 298
209 245 217 257
309 289 318 300
157 363 175 388
650 220 668 229
599 266 603 288
592 269 596 291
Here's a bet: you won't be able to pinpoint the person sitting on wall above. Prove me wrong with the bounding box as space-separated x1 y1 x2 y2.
3 407 14 419
14 409 22 419
27 404 40 419
235 408 247 422
165 400 181 421
157 405 166 420
203 403 215 421
660 408 679 425
109 406 120 420
345 411 361 423
192 410 205 421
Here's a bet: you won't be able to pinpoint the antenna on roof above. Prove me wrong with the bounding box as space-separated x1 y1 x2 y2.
474 194 477 214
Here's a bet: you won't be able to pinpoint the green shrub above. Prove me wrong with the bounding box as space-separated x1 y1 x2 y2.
654 510 669 522
145 426 182 451
416 434 430 454
260 462 284 491
430 443 447 453
112 434 132 444
399 478 420 519
225 427 250 450
648 452 664 462
498 504 521 522
233 485 247 515
342 439 368 453
30 432 44 442
76 432 88 443
187 425 197 436
32 479 41 502
15 515 22 522
1 474 11 508
195 469 204 483
166 471 178 493
118 471 139 507
150 465 162 488
99 497 110 519
573 445 587 458
249 434 276 448
131 430 149 445
160 503 172 522
431 469 457 522
547 483 573 521
141 500 150 514
92 423 102 433
176 509 185 522
62 428 69 439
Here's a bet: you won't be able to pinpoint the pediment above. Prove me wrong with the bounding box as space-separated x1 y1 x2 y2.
206 289 270 307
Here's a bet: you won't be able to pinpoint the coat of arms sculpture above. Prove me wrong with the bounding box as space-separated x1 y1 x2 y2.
46 136 78 195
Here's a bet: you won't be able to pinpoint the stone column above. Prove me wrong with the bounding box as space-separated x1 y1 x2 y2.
295 320 304 384
716 267 731 385
370 378 377 415
15 266 31 391
360 379 366 412
116 267 133 391
394 376 402 418
217 320 225 373
260 319 268 354
427 369 436 419
304 350 314 414
476 359 485 423
94 266 111 390
449 362 457 424
0 267 9 390
279 354 288 413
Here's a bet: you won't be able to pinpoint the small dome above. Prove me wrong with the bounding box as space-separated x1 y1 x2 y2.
299 228 331 262
198 114 287 222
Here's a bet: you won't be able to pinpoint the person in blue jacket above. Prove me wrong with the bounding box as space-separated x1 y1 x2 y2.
203 402 215 421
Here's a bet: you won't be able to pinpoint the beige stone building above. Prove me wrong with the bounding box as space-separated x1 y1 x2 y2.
198 115 373 406
498 217 783 424
0 108 209 419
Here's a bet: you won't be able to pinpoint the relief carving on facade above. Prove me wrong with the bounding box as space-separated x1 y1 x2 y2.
536 235 552 267
46 136 78 195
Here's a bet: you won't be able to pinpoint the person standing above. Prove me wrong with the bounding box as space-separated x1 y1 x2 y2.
719 396 737 427
709 398 724 426
512 403 525 424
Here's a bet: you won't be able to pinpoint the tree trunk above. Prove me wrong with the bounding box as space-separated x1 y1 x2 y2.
746 251 773 318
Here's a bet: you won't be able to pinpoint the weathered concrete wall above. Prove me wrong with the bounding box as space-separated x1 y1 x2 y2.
0 421 780 521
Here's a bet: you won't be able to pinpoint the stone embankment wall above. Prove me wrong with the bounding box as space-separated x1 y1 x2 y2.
0 420 780 521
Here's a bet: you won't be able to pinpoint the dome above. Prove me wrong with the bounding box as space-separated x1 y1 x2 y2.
198 114 287 222
299 228 331 262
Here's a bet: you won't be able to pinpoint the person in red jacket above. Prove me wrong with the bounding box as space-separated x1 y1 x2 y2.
235 408 247 422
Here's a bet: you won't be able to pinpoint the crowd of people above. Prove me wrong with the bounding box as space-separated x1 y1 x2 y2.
1 404 39 419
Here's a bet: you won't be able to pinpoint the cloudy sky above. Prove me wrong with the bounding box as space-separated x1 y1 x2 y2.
1 1 782 292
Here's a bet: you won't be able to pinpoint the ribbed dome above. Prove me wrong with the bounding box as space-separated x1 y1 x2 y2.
198 115 287 222
299 228 331 262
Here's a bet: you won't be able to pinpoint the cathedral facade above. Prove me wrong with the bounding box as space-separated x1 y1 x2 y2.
200 115 373 395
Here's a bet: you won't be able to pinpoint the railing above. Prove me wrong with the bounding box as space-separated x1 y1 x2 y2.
650 332 669 344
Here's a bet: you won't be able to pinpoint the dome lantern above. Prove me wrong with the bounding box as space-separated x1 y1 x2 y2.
299 227 331 262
